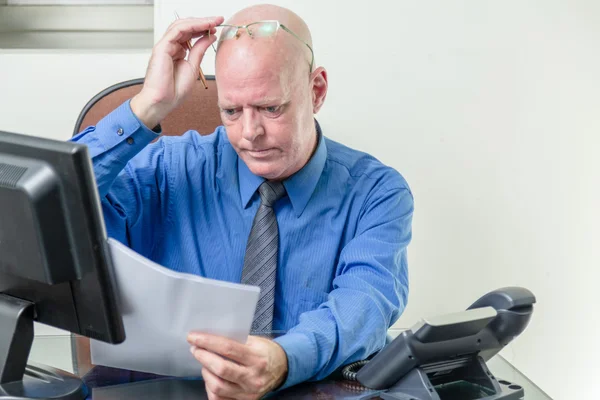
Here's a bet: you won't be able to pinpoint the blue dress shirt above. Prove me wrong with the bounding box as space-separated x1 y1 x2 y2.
71 100 414 390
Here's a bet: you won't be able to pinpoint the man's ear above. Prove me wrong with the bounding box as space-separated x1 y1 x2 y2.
310 67 328 114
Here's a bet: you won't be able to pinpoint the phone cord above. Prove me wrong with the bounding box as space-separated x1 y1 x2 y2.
341 359 370 381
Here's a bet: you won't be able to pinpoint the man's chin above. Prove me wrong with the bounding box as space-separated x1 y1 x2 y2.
246 161 287 180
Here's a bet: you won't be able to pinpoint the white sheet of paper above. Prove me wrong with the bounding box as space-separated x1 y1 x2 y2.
90 238 260 377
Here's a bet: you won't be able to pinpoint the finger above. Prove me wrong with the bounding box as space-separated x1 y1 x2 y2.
174 26 218 52
159 31 213 59
165 16 221 35
176 27 218 55
188 34 217 70
188 333 256 365
163 17 224 47
172 45 187 61
191 346 245 383
202 367 243 399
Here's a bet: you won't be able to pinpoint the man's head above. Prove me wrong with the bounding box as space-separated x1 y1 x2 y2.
215 4 328 181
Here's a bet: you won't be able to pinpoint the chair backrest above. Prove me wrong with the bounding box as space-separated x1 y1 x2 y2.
73 76 221 137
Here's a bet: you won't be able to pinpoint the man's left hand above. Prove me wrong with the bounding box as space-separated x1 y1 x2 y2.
187 332 288 400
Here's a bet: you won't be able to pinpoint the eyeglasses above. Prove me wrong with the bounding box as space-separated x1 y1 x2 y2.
211 20 314 72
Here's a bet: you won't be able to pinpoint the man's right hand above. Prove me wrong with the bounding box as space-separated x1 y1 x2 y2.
130 16 224 129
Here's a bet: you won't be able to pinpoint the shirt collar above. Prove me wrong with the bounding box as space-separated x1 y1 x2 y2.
238 120 327 217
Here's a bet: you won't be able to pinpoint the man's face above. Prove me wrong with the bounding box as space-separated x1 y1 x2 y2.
215 40 316 181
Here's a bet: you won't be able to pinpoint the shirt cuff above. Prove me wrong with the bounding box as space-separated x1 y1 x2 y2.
273 332 318 390
74 99 161 163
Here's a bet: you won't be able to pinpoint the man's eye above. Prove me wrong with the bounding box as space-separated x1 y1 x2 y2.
264 106 280 114
223 109 237 116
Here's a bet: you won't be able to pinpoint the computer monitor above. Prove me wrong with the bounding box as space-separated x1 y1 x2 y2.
0 129 125 399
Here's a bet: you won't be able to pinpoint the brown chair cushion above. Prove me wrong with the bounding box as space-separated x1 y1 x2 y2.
75 78 222 137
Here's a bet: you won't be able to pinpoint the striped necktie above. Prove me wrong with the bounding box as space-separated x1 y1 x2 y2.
241 180 287 333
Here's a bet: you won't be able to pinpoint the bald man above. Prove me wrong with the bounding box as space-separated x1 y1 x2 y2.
72 4 413 399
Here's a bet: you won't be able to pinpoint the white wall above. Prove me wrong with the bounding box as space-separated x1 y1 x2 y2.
0 50 150 140
158 2 598 399
0 49 151 334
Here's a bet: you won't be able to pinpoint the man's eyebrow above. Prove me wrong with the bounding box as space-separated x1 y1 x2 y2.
218 100 236 109
253 98 285 107
218 98 288 109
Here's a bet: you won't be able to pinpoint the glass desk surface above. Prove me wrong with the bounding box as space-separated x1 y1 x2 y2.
27 330 552 400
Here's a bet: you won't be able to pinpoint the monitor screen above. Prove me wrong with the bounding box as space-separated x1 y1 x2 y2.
0 129 124 344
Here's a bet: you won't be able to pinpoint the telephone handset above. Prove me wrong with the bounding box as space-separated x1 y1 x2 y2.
343 287 536 400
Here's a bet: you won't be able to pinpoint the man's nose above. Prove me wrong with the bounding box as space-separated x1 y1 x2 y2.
241 109 264 142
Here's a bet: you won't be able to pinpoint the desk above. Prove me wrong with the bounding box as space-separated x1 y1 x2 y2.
28 332 552 399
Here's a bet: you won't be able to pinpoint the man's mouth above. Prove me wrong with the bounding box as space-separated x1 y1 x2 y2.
246 148 275 158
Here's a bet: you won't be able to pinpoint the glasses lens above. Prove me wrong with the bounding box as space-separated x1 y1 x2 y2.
248 21 278 38
215 25 239 42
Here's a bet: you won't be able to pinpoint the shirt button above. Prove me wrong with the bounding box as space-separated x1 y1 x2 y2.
127 137 134 145
117 128 124 136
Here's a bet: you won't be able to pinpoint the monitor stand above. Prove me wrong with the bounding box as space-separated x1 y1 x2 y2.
0 294 87 400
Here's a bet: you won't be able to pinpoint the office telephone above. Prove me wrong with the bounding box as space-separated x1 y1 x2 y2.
341 287 536 400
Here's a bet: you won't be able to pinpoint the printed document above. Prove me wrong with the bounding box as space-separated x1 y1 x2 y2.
90 238 260 377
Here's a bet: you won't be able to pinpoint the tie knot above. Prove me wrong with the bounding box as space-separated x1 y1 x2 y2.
258 181 286 207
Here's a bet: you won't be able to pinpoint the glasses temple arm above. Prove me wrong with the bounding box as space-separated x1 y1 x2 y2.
280 24 314 70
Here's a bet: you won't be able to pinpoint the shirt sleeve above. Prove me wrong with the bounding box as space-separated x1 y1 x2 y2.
71 100 170 255
274 183 414 390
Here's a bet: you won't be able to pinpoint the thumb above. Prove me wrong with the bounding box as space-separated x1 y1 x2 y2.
188 33 217 73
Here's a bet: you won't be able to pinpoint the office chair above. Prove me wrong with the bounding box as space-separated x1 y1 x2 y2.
70 76 221 377
73 76 222 137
